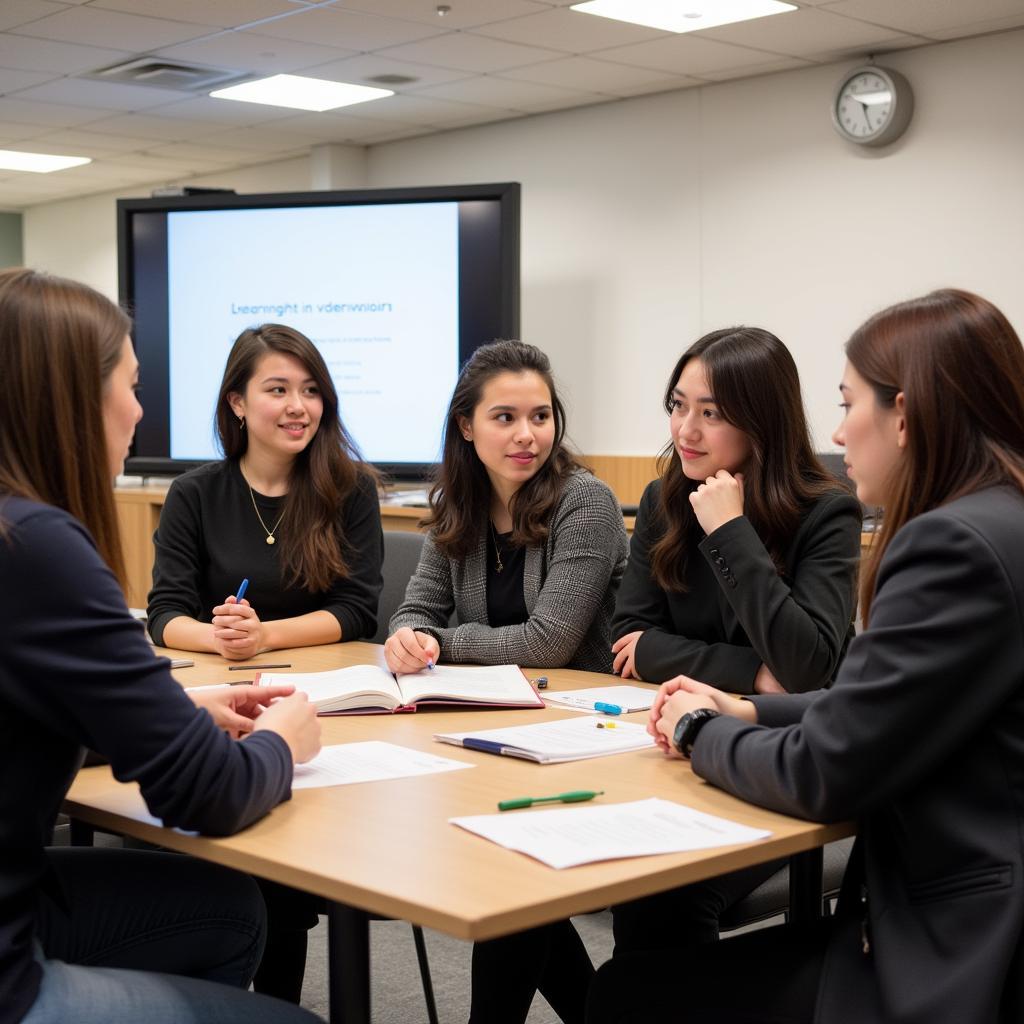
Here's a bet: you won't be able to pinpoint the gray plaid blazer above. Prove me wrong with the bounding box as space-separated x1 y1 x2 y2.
389 471 628 672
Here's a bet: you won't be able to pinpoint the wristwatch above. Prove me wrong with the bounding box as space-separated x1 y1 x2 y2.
672 708 721 759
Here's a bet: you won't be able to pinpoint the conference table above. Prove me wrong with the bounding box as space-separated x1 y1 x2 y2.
63 642 853 1023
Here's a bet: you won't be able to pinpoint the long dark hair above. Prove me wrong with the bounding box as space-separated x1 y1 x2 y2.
847 289 1024 624
216 323 376 592
650 327 836 591
0 268 130 590
425 340 584 559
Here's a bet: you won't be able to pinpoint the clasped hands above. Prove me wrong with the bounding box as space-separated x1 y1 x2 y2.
648 676 756 757
211 594 265 660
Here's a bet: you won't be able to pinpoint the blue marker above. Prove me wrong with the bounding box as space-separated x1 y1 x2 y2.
235 577 249 602
594 701 622 716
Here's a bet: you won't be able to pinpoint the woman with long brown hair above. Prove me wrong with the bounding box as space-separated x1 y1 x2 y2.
385 339 629 1024
608 327 862 956
0 268 321 1024
592 289 1024 1023
147 323 383 659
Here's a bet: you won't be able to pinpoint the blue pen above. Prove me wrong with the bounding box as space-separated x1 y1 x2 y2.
594 701 623 716
426 658 435 671
235 577 249 602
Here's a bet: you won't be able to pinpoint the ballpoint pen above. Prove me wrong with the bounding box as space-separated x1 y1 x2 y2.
235 577 249 602
498 790 605 811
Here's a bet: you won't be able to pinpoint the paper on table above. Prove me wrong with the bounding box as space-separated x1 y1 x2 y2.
291 741 472 790
450 797 772 869
542 685 656 714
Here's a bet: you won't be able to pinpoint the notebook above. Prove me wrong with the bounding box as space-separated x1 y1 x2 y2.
435 716 655 764
256 663 544 715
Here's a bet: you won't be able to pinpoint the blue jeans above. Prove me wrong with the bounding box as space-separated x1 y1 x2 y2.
21 847 321 1023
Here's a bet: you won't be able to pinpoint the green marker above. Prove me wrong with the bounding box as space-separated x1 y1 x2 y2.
497 790 605 812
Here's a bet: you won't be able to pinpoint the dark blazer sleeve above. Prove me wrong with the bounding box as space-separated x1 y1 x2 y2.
4 508 292 836
690 505 1024 822
322 472 384 642
694 491 861 692
146 477 206 645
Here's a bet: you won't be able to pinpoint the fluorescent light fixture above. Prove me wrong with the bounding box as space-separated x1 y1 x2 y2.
570 0 797 34
0 149 91 173
210 74 393 112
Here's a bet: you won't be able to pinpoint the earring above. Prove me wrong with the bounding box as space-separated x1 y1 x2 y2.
238 416 246 431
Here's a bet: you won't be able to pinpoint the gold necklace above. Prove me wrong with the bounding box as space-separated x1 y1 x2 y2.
247 482 286 545
490 521 504 574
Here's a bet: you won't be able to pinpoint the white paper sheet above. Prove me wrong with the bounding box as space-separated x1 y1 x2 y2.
542 685 656 714
450 797 772 869
291 742 472 789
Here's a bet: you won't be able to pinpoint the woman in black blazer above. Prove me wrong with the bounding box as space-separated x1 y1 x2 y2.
609 328 862 955
591 288 1024 1024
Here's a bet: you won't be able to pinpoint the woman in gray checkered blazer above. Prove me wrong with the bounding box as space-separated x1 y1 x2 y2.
384 339 628 676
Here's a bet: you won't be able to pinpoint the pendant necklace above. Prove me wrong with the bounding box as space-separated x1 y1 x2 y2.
247 481 286 545
489 521 505 574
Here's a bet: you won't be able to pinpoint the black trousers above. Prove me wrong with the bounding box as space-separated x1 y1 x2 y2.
587 920 829 1024
37 847 267 987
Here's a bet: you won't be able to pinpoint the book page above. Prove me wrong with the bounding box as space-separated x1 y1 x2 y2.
397 664 541 706
291 741 472 789
450 798 772 869
260 665 403 711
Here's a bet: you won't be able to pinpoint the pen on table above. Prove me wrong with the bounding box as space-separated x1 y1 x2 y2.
498 790 605 812
555 696 623 715
190 681 255 690
228 663 292 670
234 577 249 602
594 701 622 715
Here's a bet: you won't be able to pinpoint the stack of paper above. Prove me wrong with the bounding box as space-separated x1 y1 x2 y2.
542 685 656 714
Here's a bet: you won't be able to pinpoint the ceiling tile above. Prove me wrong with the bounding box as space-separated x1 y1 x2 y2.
10 6 212 49
0 96 111 126
473 7 670 52
925 12 1024 39
10 77 185 110
141 95 303 125
594 34 791 76
144 140 266 163
339 92 508 126
699 55 817 81
700 5 927 56
806 34 927 63
155 29 358 73
415 75 603 112
0 0 69 33
500 54 694 95
81 112 227 141
328 1 552 32
89 0 298 29
299 52 473 89
0 119 54 141
820 0 1024 37
247 7 444 50
376 31 561 73
271 109 417 140
0 34 131 74
19 128 155 155
207 122 335 151
0 67 59 93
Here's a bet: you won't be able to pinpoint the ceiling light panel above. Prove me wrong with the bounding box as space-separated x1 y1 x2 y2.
210 74 393 112
570 0 797 34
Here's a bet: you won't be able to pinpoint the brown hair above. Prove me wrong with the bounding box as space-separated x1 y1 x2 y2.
650 327 837 591
847 289 1024 624
216 324 376 592
425 340 584 558
0 267 131 589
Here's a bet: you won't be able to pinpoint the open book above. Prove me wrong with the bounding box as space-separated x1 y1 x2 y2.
256 663 544 715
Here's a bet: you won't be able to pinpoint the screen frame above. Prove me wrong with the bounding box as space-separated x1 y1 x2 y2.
118 181 521 481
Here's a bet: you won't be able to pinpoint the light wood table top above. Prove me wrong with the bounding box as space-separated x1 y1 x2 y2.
64 642 853 944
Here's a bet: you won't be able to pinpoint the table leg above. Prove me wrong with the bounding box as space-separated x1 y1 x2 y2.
787 848 824 930
327 903 371 1024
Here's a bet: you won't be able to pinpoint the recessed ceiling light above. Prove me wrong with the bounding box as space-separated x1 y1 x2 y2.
0 150 91 173
210 74 393 112
570 0 797 34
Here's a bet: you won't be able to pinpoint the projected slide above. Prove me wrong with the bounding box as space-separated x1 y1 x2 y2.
166 202 459 462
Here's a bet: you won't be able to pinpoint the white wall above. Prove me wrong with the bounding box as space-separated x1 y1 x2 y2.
24 28 1024 455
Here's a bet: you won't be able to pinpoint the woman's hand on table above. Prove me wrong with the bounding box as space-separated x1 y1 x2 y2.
253 692 321 763
384 627 440 676
611 631 644 679
649 676 757 755
211 596 264 660
188 683 295 739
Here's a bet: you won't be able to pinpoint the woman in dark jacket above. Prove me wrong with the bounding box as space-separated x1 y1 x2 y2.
592 288 1024 1024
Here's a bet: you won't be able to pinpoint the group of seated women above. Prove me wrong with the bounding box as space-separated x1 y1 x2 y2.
2 263 1022 1024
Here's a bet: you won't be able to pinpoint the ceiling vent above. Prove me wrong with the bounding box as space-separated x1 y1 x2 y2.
366 73 418 86
85 57 248 92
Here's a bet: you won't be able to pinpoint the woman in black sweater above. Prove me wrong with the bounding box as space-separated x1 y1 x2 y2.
147 323 383 658
609 327 862 956
0 268 321 1024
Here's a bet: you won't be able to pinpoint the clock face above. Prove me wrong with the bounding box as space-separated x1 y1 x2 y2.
835 70 894 142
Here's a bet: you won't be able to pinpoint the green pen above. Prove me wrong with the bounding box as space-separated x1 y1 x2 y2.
497 790 605 812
